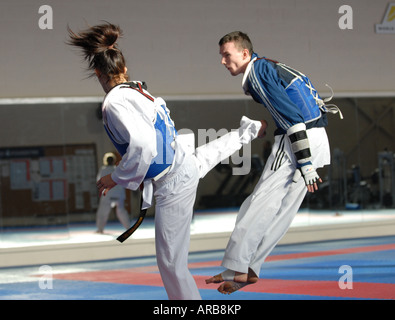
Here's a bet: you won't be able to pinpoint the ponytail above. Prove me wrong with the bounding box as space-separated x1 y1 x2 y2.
67 22 129 81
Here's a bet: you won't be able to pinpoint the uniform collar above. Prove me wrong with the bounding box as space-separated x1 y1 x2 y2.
242 53 258 94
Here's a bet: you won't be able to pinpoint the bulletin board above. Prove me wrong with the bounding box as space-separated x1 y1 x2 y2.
0 144 98 218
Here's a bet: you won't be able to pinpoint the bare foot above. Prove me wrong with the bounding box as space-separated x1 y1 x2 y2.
205 273 224 284
217 281 249 295
205 270 248 284
215 269 258 295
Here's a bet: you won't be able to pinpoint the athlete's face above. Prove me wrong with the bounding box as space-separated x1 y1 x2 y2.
219 41 250 76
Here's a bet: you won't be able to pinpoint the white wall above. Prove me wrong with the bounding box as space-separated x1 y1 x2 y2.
0 0 394 99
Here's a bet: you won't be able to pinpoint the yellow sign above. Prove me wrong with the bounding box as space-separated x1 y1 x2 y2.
376 3 395 33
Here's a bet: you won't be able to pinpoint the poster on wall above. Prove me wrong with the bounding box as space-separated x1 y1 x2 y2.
376 3 395 33
10 160 31 190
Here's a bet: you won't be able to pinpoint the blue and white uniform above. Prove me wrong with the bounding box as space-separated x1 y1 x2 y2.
242 53 342 134
221 54 337 278
101 81 263 300
102 81 178 209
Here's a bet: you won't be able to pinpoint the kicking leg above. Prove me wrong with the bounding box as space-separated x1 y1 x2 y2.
194 117 264 178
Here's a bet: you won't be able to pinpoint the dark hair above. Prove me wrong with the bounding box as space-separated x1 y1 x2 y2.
219 31 254 55
106 156 114 165
67 22 129 81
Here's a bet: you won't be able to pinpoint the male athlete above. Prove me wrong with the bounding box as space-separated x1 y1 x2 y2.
206 31 342 294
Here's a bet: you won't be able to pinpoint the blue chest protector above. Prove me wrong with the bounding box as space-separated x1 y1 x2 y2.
145 105 177 179
250 55 337 126
278 63 322 123
103 83 176 180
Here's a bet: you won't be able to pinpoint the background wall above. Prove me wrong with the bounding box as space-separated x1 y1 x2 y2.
0 0 394 99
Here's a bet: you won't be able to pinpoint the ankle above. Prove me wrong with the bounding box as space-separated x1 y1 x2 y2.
247 268 259 283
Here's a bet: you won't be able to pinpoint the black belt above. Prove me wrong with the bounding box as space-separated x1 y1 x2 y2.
116 195 147 243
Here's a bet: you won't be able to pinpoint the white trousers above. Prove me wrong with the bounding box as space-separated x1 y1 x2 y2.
96 196 131 232
222 127 331 277
152 117 261 300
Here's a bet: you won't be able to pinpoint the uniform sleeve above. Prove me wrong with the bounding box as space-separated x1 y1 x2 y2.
105 97 157 190
249 60 304 131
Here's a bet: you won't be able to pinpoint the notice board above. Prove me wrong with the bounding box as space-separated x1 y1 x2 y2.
0 144 98 218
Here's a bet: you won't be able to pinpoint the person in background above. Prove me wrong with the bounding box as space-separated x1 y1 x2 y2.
96 152 131 234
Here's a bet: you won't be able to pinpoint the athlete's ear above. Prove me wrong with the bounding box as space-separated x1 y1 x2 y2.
242 49 250 60
124 67 128 74
94 69 101 77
